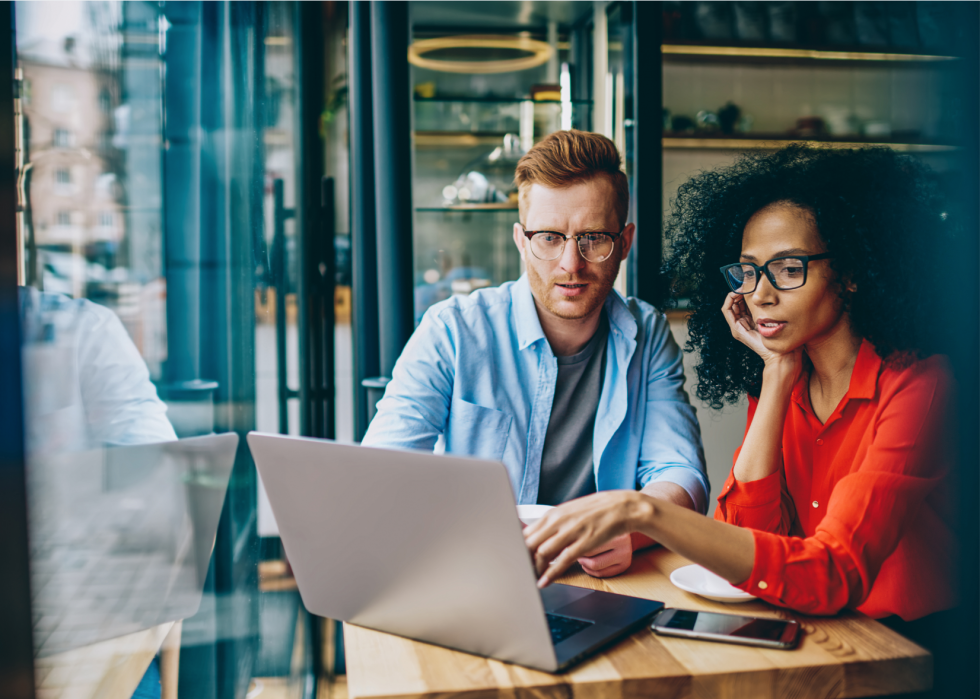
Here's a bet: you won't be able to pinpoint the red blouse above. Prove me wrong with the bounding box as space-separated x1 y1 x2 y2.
715 340 957 620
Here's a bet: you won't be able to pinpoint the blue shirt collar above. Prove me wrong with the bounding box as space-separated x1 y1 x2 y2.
513 275 546 350
511 274 638 351
603 284 639 342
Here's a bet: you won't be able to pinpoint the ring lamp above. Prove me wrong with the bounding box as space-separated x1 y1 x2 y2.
408 35 555 74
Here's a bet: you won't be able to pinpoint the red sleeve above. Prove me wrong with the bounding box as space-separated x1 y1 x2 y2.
714 396 796 535
733 358 953 616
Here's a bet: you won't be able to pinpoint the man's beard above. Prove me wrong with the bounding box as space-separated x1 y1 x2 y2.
526 261 620 320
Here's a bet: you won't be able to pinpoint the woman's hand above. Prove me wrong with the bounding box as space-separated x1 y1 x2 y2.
721 293 802 377
523 490 652 588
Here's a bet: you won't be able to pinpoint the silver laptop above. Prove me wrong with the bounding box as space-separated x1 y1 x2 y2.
247 432 663 672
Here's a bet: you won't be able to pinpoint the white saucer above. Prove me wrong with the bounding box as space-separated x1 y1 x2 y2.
669 564 758 603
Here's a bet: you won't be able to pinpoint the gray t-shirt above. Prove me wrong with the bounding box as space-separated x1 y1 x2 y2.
536 314 609 506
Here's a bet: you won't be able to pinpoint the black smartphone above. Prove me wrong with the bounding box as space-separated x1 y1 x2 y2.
651 608 800 649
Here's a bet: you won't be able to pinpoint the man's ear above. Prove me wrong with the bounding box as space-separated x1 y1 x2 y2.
618 223 636 261
513 222 527 261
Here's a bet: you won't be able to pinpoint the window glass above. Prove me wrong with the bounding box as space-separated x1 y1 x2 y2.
15 2 341 696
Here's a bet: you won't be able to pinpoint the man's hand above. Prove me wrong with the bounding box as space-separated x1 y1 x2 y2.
577 533 632 578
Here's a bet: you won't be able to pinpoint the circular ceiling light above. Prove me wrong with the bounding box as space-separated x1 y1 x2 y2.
408 35 555 74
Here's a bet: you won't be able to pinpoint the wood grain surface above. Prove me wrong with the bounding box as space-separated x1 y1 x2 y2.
35 621 175 699
344 549 930 699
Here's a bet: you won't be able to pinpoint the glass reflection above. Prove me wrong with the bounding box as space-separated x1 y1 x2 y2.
20 286 177 454
14 1 306 696
29 434 237 656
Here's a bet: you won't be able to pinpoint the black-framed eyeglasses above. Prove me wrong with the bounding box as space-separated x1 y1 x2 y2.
719 253 834 294
520 224 622 263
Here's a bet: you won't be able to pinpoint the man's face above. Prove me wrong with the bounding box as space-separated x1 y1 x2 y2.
513 178 635 322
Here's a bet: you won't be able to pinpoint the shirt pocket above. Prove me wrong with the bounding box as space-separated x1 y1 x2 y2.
446 398 513 462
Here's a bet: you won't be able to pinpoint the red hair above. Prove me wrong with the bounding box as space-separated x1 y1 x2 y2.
514 130 629 226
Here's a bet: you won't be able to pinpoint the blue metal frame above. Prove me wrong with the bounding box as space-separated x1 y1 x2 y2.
351 1 416 435
627 0 663 305
370 1 414 380
0 4 36 696
947 4 980 694
296 1 334 441
349 0 380 440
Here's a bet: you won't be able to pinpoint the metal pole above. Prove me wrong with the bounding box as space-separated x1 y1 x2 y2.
349 0 380 440
317 177 337 439
163 1 203 384
0 4 37 694
949 4 979 695
273 179 290 433
370 0 414 379
592 1 609 139
296 0 327 439
629 1 664 305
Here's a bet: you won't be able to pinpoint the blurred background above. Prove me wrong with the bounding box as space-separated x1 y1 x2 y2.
1 3 976 699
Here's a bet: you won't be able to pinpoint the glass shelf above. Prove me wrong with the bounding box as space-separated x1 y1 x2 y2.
662 43 958 66
415 97 593 105
414 99 591 136
416 204 518 212
662 135 958 153
415 132 512 147
413 207 520 323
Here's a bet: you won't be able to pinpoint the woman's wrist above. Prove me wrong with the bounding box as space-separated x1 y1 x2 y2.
761 355 800 387
627 492 657 532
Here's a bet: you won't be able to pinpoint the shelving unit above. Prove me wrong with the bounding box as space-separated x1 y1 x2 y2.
662 43 958 65
414 98 590 103
661 38 960 168
416 204 517 211
409 10 597 320
414 133 507 148
413 98 592 148
662 136 957 153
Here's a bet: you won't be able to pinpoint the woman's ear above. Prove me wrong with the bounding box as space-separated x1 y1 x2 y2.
839 271 857 294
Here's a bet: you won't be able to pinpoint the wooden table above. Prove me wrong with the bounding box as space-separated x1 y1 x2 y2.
344 549 930 699
35 621 181 699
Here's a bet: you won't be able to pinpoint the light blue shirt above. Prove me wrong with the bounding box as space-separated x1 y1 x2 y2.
363 275 708 512
20 287 178 455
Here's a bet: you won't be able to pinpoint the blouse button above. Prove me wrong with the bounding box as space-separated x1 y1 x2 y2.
758 581 768 590
816 438 824 446
812 500 819 508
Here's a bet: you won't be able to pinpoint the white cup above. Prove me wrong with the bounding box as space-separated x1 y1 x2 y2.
517 504 554 527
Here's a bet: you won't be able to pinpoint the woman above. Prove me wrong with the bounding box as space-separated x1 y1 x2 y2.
524 146 957 628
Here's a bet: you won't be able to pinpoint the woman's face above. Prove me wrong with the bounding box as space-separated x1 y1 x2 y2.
738 203 848 354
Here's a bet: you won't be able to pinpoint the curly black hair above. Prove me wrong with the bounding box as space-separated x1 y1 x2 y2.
662 145 953 409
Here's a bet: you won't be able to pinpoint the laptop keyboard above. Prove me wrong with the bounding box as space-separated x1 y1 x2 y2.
547 613 593 644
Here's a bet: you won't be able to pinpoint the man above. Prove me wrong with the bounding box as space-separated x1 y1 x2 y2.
363 130 706 579
20 285 177 454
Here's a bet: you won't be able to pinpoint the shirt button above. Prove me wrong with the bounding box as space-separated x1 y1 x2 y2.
812 500 819 508
816 438 824 446
758 581 768 590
